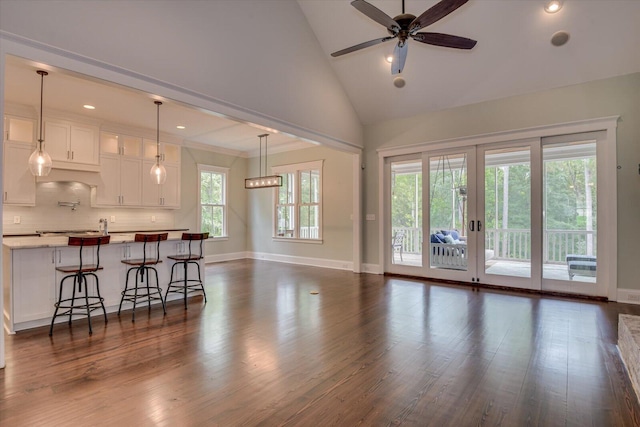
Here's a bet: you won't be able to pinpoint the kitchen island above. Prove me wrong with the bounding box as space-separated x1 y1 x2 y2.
3 230 200 333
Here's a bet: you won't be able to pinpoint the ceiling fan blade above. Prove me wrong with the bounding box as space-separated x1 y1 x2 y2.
391 42 408 75
409 0 469 33
351 0 400 32
331 36 395 57
412 32 477 49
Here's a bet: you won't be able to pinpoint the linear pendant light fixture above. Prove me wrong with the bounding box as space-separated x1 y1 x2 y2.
28 70 53 177
149 100 167 185
245 133 282 189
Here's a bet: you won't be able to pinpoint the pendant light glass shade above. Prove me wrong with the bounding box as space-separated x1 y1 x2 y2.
28 148 53 177
150 162 167 185
28 70 52 177
150 100 167 185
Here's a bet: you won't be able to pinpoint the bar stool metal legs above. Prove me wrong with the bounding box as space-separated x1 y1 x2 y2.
49 235 110 336
118 233 168 322
165 232 208 309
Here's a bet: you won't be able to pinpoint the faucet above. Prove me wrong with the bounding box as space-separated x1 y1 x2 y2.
99 218 108 235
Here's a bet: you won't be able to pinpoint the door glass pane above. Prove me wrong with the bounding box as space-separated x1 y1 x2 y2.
484 147 531 278
391 160 422 266
428 153 467 271
543 142 597 282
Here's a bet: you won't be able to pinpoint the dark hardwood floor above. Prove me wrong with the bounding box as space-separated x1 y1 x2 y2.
2 259 640 426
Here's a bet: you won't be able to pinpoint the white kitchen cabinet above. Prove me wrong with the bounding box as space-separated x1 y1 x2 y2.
100 240 172 310
4 115 35 144
3 115 36 206
143 139 181 164
44 118 99 171
93 132 143 207
3 143 36 206
142 160 180 208
11 247 56 324
99 243 128 308
4 233 189 332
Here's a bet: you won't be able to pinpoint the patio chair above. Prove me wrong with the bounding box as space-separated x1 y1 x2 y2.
391 230 405 264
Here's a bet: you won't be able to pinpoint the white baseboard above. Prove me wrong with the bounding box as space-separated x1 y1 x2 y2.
362 263 383 274
204 251 248 264
248 252 353 271
616 288 640 304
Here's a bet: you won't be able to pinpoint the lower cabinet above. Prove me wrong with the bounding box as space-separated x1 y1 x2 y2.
11 247 56 324
5 238 202 332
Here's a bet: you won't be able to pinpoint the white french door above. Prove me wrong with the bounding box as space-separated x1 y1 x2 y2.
476 140 538 291
385 131 610 298
423 147 478 282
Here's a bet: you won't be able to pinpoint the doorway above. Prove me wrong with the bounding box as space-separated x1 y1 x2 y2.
384 127 613 298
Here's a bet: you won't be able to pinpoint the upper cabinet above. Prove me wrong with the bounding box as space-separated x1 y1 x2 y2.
141 140 181 208
92 132 143 207
93 133 180 209
3 115 36 206
44 118 99 172
143 138 181 164
5 115 35 144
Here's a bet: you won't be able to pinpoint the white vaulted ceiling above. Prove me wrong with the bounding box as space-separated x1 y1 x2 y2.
2 0 640 151
298 0 640 125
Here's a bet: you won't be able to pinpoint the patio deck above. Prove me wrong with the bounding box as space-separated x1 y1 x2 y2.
391 253 596 283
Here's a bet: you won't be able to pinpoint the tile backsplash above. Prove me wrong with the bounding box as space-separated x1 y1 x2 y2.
3 181 175 234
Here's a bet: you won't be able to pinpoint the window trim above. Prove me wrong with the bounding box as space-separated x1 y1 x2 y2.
272 160 323 242
197 164 229 239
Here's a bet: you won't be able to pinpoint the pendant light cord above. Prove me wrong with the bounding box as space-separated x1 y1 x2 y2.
155 101 162 163
257 133 269 178
37 70 48 149
265 134 268 176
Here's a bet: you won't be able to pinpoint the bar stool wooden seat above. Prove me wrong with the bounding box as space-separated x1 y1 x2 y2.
118 232 168 321
49 235 111 336
165 232 208 309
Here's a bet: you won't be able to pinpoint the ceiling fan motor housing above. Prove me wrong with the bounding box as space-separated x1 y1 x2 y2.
388 13 416 36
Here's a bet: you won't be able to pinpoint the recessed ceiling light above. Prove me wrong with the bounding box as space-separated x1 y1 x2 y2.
176 125 186 130
544 0 563 13
385 55 393 63
83 104 95 110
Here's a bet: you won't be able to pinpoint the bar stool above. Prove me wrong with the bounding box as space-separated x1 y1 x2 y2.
118 233 168 321
165 232 208 309
49 235 111 336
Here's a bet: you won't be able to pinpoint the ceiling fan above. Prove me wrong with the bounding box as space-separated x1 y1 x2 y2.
331 0 477 75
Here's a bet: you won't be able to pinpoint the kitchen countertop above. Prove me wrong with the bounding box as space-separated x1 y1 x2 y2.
3 230 189 249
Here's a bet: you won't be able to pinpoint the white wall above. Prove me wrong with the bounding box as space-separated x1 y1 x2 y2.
248 145 354 268
175 146 248 259
0 0 362 150
362 72 640 290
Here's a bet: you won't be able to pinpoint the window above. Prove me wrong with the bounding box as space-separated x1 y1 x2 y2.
273 160 323 240
198 164 228 238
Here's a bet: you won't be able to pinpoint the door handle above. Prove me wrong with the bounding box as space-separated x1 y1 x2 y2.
469 220 475 232
478 220 482 232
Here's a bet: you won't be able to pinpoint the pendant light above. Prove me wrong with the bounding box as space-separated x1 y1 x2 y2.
150 100 167 185
245 134 282 189
28 70 53 177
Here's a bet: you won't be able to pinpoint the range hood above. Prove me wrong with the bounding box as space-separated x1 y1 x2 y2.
36 168 101 187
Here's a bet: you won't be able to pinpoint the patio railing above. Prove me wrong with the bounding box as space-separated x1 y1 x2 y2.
391 226 596 263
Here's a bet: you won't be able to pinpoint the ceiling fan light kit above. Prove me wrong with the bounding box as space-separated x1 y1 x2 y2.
393 77 406 88
550 30 570 46
331 0 477 75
